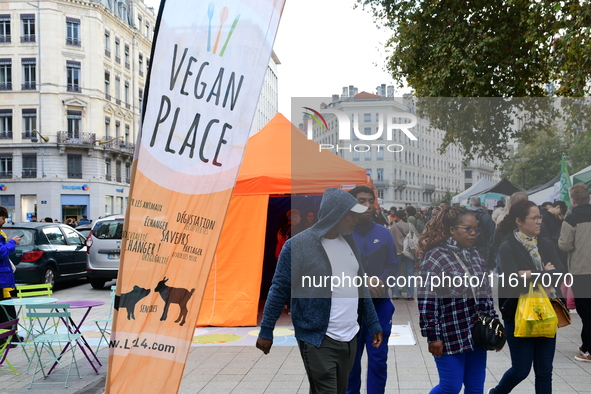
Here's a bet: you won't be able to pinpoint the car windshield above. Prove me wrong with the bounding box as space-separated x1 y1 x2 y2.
3 228 35 246
93 220 123 239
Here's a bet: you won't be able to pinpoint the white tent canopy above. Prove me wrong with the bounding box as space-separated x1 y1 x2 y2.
451 178 495 204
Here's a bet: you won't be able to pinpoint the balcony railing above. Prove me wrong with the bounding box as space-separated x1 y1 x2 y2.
125 62 130 69
105 49 111 57
0 35 11 43
393 180 407 190
105 174 112 181
139 70 144 77
105 93 111 101
57 131 96 145
116 174 121 182
422 183 436 193
125 103 130 109
22 83 36 90
66 38 81 46
68 172 82 179
0 83 12 91
67 85 81 93
125 177 130 184
0 171 12 178
22 132 34 139
22 169 36 178
115 56 120 63
21 34 35 43
0 132 13 139
116 99 121 105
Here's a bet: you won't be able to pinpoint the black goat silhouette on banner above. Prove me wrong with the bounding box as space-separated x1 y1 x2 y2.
114 285 151 320
154 277 195 326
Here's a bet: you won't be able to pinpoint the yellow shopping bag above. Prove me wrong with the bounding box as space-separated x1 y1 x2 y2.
514 283 558 338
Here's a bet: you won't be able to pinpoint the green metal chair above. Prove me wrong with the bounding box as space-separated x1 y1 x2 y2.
0 318 19 375
16 284 53 298
26 304 82 388
95 285 116 352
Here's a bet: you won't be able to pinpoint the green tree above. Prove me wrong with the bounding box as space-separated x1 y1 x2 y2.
357 0 591 161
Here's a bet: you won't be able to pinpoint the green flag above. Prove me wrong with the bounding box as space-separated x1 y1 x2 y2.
557 155 572 208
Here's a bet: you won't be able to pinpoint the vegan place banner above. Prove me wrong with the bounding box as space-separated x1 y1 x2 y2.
105 0 285 392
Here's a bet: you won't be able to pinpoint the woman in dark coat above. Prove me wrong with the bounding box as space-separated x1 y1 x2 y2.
489 200 565 394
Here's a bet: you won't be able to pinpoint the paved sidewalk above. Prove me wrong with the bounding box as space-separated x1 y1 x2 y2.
1 283 591 393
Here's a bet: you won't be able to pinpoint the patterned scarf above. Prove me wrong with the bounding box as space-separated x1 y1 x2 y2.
513 230 543 271
446 237 473 267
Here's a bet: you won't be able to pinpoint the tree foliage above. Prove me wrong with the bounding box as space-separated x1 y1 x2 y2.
357 0 591 161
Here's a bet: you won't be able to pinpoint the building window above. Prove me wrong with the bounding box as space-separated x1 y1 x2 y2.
105 116 110 138
0 110 12 139
67 110 81 139
115 37 120 63
465 183 472 190
115 76 120 104
124 81 129 108
139 88 144 112
66 60 81 92
115 120 120 138
0 15 11 43
124 44 130 69
116 160 122 182
67 154 82 179
125 162 131 183
366 169 372 177
145 22 150 38
104 29 110 57
377 168 384 181
377 189 384 199
104 71 110 100
22 108 36 139
65 17 80 46
22 58 36 90
105 158 111 181
124 124 130 143
352 150 359 161
364 148 372 161
364 127 372 135
464 170 473 179
22 153 36 178
20 14 35 43
137 14 142 28
376 113 379 122
364 113 371 122
0 154 12 178
0 59 11 90
138 53 143 77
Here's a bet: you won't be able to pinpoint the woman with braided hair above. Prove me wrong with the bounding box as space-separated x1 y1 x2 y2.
417 206 498 394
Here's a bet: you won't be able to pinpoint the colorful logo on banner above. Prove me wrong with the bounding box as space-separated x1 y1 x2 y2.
0 185 6 191
105 1 285 393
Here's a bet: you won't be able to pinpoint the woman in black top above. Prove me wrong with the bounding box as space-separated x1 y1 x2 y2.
489 200 564 394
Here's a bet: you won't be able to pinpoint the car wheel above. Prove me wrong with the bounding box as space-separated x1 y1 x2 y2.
42 266 56 286
90 279 107 289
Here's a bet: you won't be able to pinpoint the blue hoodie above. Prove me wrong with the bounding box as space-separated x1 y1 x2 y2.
259 188 382 347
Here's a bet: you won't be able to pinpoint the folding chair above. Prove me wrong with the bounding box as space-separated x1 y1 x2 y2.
26 304 82 388
0 318 19 375
95 285 116 352
16 284 53 298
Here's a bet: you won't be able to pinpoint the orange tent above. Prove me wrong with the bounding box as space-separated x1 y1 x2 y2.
196 113 372 326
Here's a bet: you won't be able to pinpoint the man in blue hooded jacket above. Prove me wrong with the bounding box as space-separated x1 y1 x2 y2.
257 188 383 394
0 205 22 347
347 186 397 394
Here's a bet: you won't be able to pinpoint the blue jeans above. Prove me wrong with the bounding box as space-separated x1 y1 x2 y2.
431 347 487 394
493 321 555 394
347 300 394 394
392 254 415 298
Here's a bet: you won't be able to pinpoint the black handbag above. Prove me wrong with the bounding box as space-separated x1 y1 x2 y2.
452 251 507 351
472 313 507 351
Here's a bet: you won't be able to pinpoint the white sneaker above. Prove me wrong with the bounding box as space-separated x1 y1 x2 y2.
487 388 496 394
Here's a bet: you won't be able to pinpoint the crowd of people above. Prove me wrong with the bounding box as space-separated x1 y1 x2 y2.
26 214 91 228
257 182 590 394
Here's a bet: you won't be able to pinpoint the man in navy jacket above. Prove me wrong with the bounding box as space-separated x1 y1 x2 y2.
347 186 398 394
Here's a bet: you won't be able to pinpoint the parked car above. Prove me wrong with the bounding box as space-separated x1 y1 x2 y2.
86 215 124 289
3 222 88 286
75 224 93 238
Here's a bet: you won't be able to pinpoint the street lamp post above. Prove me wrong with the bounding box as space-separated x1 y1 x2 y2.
98 135 126 148
31 129 48 178
515 158 531 189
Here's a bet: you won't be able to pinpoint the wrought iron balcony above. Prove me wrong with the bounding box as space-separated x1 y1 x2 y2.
67 85 81 93
21 83 36 90
0 132 13 139
22 169 36 178
115 56 121 63
0 171 12 178
422 183 436 193
105 174 112 181
21 34 35 43
66 38 81 46
105 93 111 101
22 132 34 139
68 172 82 179
0 35 11 43
374 179 389 187
392 180 407 190
0 83 12 91
57 131 96 145
105 49 111 57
